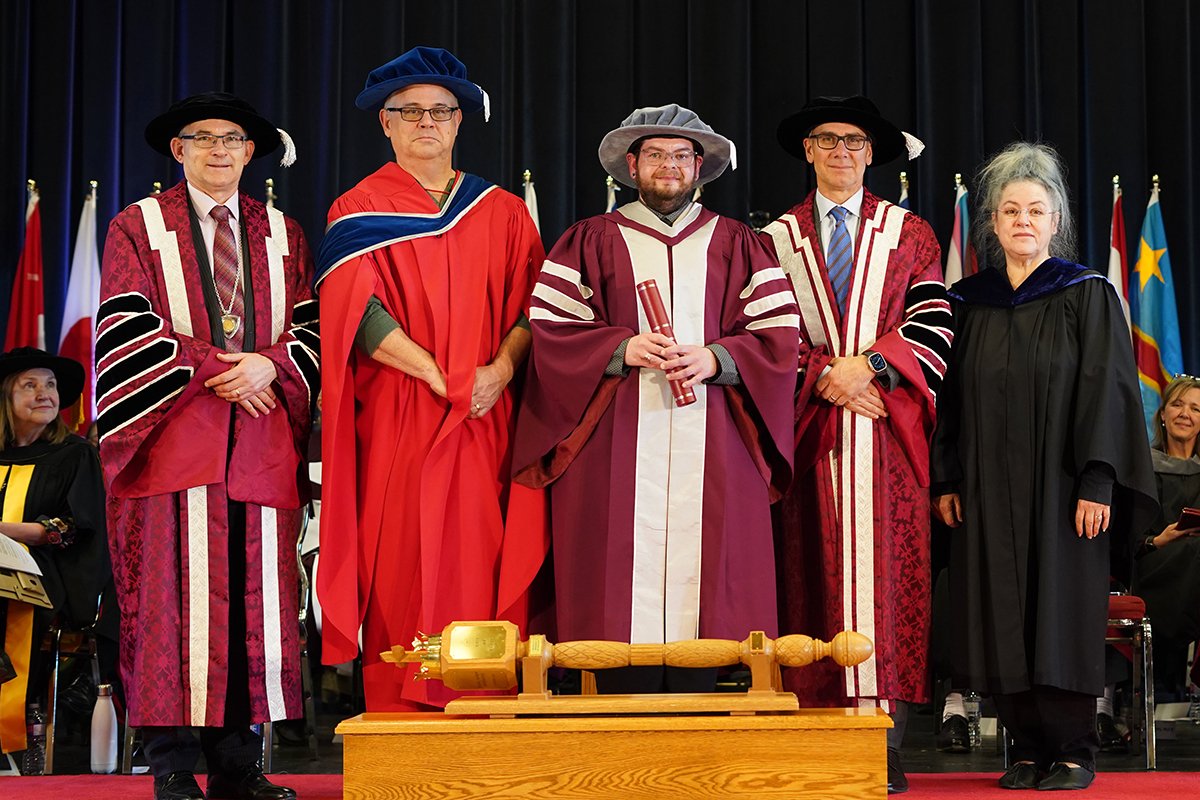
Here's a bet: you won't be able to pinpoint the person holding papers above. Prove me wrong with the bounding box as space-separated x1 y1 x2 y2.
0 348 109 760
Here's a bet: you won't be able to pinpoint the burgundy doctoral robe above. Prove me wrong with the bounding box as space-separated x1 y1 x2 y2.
98 180 318 727
761 189 953 707
515 201 798 644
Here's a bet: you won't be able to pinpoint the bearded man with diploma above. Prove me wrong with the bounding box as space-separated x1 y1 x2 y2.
513 105 799 693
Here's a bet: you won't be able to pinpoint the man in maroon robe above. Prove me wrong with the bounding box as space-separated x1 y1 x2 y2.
514 105 798 692
100 93 316 800
759 95 953 793
315 48 545 710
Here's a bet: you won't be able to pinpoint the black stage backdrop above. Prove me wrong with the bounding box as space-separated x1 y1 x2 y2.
1 0 1196 365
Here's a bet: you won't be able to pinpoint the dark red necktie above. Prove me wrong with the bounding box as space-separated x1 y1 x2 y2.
209 205 244 351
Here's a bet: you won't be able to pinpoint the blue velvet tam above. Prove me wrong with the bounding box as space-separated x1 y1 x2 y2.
355 46 488 116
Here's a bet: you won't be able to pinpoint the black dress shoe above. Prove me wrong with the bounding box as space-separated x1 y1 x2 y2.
1096 712 1128 752
998 761 1040 790
1036 763 1094 791
886 747 909 794
937 714 972 753
207 767 297 800
154 771 206 800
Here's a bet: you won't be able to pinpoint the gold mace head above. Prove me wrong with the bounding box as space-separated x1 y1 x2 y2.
380 631 443 681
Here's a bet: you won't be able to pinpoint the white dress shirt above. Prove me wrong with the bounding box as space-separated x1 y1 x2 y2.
813 187 865 258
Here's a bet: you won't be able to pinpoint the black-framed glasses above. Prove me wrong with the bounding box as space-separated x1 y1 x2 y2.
385 106 459 122
179 133 248 150
638 149 697 166
807 132 871 151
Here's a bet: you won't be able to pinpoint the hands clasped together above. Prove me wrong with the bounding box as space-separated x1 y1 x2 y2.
816 355 887 420
203 351 279 418
625 332 717 388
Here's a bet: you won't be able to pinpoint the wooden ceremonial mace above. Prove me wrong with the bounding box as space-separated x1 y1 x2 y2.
382 621 872 710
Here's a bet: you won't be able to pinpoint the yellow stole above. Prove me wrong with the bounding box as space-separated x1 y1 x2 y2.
0 463 36 754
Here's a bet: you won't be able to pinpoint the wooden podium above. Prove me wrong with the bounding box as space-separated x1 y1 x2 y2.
337 624 890 798
337 706 890 799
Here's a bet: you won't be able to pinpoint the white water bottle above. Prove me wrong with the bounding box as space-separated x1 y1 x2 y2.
90 683 118 774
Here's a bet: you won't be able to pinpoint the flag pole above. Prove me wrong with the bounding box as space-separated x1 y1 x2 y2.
265 178 277 207
899 171 908 193
152 181 162 195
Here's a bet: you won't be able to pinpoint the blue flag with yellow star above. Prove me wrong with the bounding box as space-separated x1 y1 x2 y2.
1129 184 1183 433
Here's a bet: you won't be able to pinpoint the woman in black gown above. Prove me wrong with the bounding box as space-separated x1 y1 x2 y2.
0 348 109 758
1134 375 1200 698
930 143 1157 791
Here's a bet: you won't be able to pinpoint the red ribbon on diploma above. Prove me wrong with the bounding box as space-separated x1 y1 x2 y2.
635 279 697 407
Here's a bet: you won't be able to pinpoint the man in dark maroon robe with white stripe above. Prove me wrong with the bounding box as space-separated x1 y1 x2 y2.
514 105 798 693
761 96 952 794
100 93 316 800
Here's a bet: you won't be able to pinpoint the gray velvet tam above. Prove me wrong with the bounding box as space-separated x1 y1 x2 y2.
598 104 736 189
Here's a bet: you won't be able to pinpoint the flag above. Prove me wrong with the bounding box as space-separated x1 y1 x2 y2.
522 170 540 234
59 183 100 432
5 182 46 351
1129 181 1183 433
605 176 620 213
943 176 976 286
898 172 910 210
1106 177 1131 332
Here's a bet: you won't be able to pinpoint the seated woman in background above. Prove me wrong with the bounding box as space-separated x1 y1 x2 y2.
0 348 109 759
931 143 1157 791
1134 375 1200 700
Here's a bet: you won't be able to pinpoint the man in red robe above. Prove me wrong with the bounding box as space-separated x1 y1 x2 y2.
513 105 798 692
100 93 317 800
315 47 545 710
759 95 953 794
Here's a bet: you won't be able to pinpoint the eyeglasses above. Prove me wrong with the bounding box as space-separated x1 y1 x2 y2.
385 106 459 122
807 132 871 151
997 207 1057 222
638 149 697 166
179 133 248 150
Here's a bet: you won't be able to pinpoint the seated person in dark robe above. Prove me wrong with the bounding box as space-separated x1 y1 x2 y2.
0 348 110 760
1133 375 1200 700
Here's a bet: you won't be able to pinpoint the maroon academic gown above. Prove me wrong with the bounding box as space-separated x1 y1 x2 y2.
316 164 545 709
98 181 318 727
761 190 952 707
515 201 798 644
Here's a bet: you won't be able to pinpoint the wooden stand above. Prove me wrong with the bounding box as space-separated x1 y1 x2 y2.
337 707 891 799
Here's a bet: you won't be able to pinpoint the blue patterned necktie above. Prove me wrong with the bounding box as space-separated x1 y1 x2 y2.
826 205 853 315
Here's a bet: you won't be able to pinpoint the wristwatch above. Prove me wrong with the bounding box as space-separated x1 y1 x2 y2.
865 351 888 376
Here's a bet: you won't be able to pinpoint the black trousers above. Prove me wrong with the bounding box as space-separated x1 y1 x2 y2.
144 502 259 779
994 686 1099 771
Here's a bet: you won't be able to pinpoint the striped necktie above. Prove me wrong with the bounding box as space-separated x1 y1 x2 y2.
826 205 853 315
210 205 244 352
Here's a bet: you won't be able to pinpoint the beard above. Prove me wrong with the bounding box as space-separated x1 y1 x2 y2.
637 173 696 217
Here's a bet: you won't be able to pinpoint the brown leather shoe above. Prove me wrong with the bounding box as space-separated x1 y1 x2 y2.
206 767 297 800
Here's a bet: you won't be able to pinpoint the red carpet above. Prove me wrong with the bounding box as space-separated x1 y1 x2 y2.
0 774 341 799
0 772 1195 798
907 771 1197 798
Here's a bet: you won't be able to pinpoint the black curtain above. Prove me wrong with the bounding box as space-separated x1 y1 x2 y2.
2 0 1196 365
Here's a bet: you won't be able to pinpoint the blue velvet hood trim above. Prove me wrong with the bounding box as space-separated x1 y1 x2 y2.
947 258 1105 307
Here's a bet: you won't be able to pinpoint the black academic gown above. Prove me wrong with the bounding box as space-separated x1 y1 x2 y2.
1133 449 1200 689
930 259 1157 697
0 436 111 635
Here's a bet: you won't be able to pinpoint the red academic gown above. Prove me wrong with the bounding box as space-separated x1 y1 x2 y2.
98 181 318 727
514 202 798 645
316 163 545 709
760 190 953 707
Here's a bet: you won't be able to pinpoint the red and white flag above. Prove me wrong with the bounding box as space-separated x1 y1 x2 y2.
59 183 100 432
1106 177 1131 332
5 183 45 351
